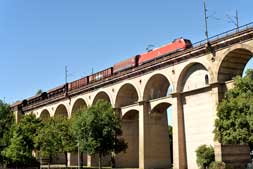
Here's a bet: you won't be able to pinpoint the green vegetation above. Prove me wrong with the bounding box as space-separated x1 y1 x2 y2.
168 125 173 164
195 144 214 169
0 100 15 167
73 100 127 169
0 99 127 168
214 69 253 148
56 117 76 167
168 125 172 145
2 114 41 167
209 161 229 169
36 89 43 95
35 117 76 168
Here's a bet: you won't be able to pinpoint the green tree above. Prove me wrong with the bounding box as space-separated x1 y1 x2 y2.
209 161 227 169
36 89 43 95
70 112 85 168
214 69 253 148
2 114 42 167
73 100 127 169
0 100 15 166
35 118 59 169
36 117 76 168
168 125 173 165
195 144 215 169
55 117 76 167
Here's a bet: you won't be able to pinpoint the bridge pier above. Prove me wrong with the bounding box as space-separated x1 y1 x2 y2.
87 154 111 167
116 109 139 168
171 95 187 169
68 152 87 167
138 102 170 169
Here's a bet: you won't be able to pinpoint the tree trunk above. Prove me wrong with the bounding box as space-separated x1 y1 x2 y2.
111 152 116 168
64 152 68 168
98 153 102 169
80 152 83 169
48 154 52 169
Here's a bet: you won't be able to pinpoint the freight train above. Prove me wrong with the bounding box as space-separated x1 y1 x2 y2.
113 38 192 73
23 38 192 106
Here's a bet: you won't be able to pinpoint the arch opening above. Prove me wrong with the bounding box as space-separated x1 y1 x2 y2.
218 48 253 82
179 63 210 92
143 74 171 101
54 104 68 118
116 110 139 168
71 98 87 117
92 92 111 105
40 109 50 120
115 84 138 108
150 102 173 167
242 58 253 77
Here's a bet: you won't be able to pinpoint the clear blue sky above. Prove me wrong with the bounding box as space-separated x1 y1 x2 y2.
0 0 253 104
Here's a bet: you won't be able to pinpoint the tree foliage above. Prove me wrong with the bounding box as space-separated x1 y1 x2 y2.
73 100 127 169
0 100 14 147
168 125 173 145
214 69 253 146
36 89 43 95
2 114 42 166
0 100 15 165
54 117 76 167
209 161 228 169
35 117 76 167
35 118 59 164
195 144 215 169
168 125 173 164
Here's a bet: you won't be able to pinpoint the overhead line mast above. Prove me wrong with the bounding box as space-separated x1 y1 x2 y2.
65 65 68 84
204 0 209 42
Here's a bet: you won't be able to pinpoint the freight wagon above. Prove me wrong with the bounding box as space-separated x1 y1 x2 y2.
113 55 140 73
68 77 89 91
89 67 113 83
47 84 67 98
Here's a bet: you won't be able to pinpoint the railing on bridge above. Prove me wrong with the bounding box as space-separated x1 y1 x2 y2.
192 22 253 47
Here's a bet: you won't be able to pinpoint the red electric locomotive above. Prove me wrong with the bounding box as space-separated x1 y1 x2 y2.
138 38 192 64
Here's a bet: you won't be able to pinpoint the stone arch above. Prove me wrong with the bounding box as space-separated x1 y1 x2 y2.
71 98 87 117
122 109 139 120
149 102 172 167
39 109 51 120
217 45 253 82
92 91 112 105
177 62 211 92
115 83 139 108
177 62 215 169
151 102 171 114
143 74 172 101
116 109 139 168
54 104 68 118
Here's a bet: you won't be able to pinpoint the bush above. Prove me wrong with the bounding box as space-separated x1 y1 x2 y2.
209 161 227 169
195 144 215 169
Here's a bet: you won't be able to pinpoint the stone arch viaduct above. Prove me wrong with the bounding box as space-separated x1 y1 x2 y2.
12 24 253 169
